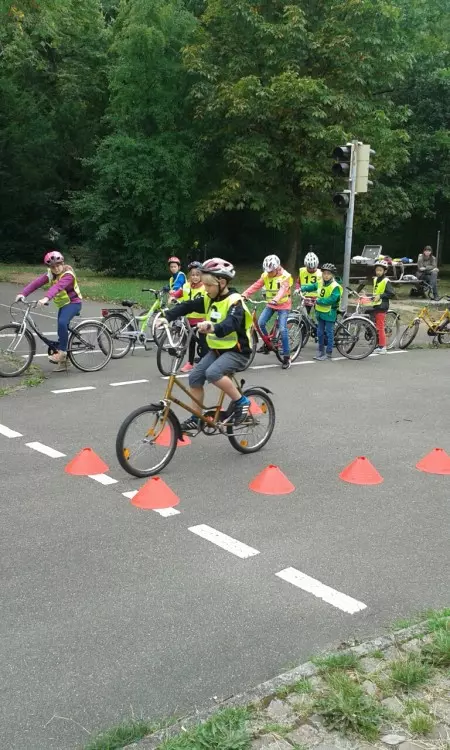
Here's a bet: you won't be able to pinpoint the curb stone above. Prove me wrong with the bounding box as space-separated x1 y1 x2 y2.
123 619 449 749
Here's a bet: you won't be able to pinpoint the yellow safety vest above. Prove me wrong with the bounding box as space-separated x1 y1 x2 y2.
315 280 340 314
299 267 322 297
47 269 82 309
204 293 253 350
372 276 387 306
181 282 206 320
262 269 293 303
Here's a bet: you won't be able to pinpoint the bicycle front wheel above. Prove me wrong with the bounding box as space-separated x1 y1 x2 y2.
0 324 35 377
156 329 186 376
68 320 112 372
385 311 400 350
335 316 377 360
227 387 275 454
437 322 450 345
244 330 258 369
103 313 133 359
274 315 303 363
116 405 178 477
399 320 420 349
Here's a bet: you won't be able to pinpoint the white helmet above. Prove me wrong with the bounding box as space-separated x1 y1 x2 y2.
263 254 281 273
304 252 319 269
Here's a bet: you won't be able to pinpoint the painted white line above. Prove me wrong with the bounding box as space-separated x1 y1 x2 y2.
110 379 149 387
51 386 96 394
387 350 406 355
0 423 22 438
188 524 260 559
88 473 118 485
122 490 180 516
161 373 189 380
25 442 66 458
276 567 367 615
292 360 314 366
0 331 56 337
250 363 278 370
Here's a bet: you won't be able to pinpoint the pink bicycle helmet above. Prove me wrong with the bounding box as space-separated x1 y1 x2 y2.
201 257 236 280
44 251 64 266
168 256 181 265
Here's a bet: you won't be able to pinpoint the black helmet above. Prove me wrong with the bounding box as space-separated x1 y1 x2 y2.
188 261 202 270
322 263 337 274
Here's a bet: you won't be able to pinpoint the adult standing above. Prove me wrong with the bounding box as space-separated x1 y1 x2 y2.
417 246 439 300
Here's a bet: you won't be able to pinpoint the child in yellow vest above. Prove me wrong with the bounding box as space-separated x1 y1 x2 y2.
301 263 341 361
298 252 322 314
171 261 208 371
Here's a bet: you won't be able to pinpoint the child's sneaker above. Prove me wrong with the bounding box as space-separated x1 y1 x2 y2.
180 362 193 373
281 356 291 370
373 346 387 355
226 395 251 425
313 351 327 361
180 416 200 433
326 352 333 360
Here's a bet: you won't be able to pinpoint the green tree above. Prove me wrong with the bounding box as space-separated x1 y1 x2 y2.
72 0 198 276
184 0 421 268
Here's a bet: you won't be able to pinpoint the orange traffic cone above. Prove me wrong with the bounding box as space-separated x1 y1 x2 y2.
339 456 383 485
154 425 191 448
130 477 180 510
65 448 109 476
416 448 450 475
249 465 295 495
249 397 263 416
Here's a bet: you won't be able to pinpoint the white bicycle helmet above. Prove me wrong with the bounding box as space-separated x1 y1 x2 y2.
263 254 281 273
201 257 236 279
304 252 319 268
374 259 389 270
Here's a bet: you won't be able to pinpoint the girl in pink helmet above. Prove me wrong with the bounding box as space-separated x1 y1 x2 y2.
15 251 83 370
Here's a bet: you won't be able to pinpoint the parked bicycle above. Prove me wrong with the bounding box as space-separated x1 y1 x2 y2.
0 300 112 377
399 300 450 349
156 317 205 377
101 288 168 359
246 299 303 365
347 290 400 350
116 321 276 477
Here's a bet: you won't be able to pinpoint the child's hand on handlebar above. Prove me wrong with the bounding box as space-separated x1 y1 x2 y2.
37 297 50 307
197 321 214 334
15 294 25 303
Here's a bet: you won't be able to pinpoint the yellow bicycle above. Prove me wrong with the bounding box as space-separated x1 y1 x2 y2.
116 324 276 477
399 301 450 349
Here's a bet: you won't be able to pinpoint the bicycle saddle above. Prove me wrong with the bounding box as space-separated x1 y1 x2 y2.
121 300 137 307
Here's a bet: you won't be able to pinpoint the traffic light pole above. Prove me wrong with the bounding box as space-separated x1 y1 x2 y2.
341 140 358 311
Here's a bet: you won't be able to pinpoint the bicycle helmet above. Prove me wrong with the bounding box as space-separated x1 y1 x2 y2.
374 259 389 270
201 257 236 280
263 254 281 273
44 251 64 266
168 256 181 265
321 263 337 274
188 261 202 270
304 252 319 268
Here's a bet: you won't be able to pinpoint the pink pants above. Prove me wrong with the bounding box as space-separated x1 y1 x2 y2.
374 311 386 347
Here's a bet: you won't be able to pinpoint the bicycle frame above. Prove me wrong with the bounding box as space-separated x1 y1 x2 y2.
414 307 450 333
102 290 165 337
248 301 280 350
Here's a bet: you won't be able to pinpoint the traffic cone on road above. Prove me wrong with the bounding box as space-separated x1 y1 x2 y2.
249 465 295 495
130 477 180 510
249 397 263 415
339 456 383 485
416 448 450 475
154 425 191 447
65 447 109 475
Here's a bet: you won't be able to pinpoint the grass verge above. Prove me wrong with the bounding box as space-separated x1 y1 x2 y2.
0 364 45 397
313 652 361 673
84 719 163 750
314 672 385 741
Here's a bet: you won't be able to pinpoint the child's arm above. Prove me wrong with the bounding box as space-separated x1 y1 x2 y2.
328 287 342 307
171 272 186 292
242 278 264 298
381 280 395 300
45 273 74 301
272 278 291 304
171 288 183 299
300 282 319 293
20 274 49 297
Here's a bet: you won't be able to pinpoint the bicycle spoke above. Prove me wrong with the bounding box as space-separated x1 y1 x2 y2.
0 324 33 376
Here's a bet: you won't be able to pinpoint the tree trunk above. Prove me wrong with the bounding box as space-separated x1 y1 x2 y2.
286 220 301 275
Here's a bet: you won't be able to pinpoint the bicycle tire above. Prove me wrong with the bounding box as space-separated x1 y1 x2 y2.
385 311 400 350
244 330 258 369
299 317 310 348
116 404 178 477
68 320 112 372
285 316 304 362
335 316 377 360
0 324 35 377
103 312 133 359
437 322 450 345
227 387 275 454
156 330 186 376
399 320 420 349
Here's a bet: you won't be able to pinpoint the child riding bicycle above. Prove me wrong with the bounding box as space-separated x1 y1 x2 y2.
242 254 293 370
161 258 253 432
15 251 82 370
171 261 208 372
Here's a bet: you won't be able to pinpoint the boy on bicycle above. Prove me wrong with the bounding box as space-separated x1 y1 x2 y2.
163 256 187 299
301 263 341 361
298 252 322 314
171 261 208 372
161 258 253 432
242 254 293 370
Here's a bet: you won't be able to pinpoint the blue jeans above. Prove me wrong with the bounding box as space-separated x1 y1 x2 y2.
259 306 290 356
317 317 334 354
57 303 82 351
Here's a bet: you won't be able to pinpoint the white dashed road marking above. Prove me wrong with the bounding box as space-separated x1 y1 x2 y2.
51 386 97 394
0 424 23 438
89 474 118 485
25 442 66 458
110 379 149 387
122 490 181 517
276 567 367 614
188 524 260 559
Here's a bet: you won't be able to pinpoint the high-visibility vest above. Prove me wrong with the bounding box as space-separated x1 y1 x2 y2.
204 293 253 350
372 276 387 306
169 271 185 290
299 267 322 297
46 269 82 308
315 280 340 314
181 282 206 320
261 269 293 303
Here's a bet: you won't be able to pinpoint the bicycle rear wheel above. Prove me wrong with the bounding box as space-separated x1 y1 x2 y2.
227 387 275 454
399 320 420 349
385 311 400 350
274 315 303 363
116 405 178 477
335 316 377 360
103 312 133 359
244 330 258 369
68 320 112 372
437 322 450 345
0 324 35 377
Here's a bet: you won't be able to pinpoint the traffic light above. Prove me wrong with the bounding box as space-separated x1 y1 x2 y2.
333 190 350 209
332 144 353 178
355 143 375 193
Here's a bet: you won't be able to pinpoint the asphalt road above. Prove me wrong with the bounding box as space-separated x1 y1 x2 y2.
1 282 449 750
